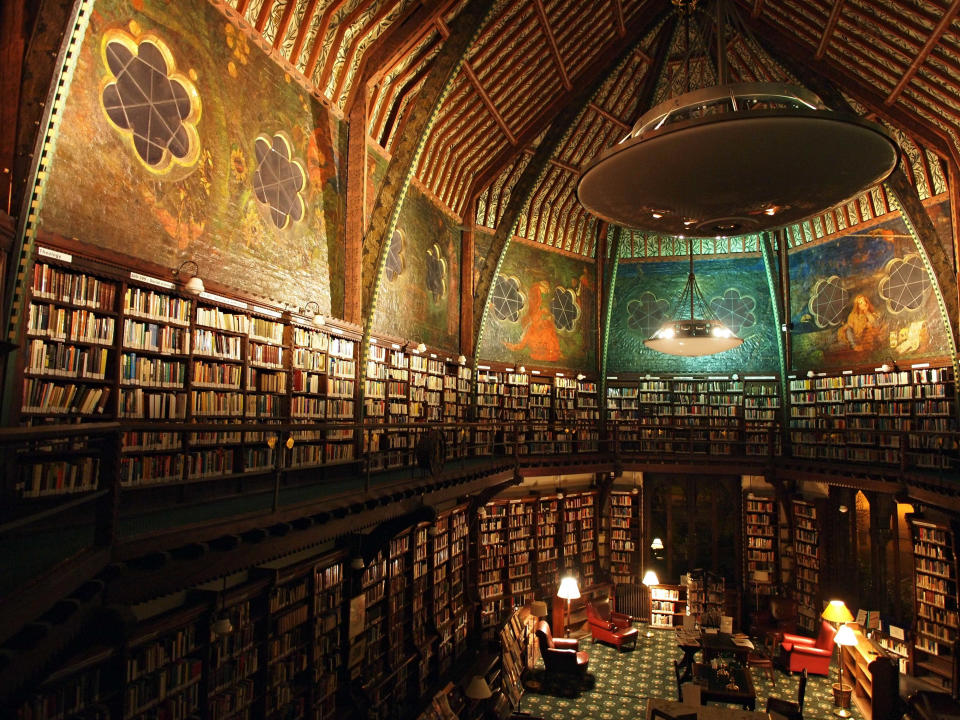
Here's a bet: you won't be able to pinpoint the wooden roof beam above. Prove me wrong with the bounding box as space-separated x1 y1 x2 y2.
816 0 846 60
610 0 626 36
886 0 960 106
589 102 630 131
533 0 572 90
521 147 580 175
752 0 763 19
462 63 517 145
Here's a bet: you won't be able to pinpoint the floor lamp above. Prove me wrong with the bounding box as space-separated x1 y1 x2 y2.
833 624 857 718
642 570 659 637
822 600 855 716
557 576 581 636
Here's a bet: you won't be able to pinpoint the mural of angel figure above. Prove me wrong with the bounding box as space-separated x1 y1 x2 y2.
837 294 883 352
504 280 561 362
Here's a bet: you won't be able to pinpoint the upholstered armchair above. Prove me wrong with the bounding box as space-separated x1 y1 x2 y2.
535 620 589 676
585 601 638 651
780 621 836 675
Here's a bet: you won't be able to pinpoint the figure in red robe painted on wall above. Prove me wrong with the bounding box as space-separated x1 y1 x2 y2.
504 280 561 362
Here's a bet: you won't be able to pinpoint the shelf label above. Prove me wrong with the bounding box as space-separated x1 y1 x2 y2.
199 291 247 310
38 247 72 263
130 271 175 290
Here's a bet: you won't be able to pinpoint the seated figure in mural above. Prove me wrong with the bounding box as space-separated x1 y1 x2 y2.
505 280 561 362
837 294 883 352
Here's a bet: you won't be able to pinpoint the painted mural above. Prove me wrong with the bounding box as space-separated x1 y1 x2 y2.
479 240 596 369
789 211 953 369
37 0 345 313
371 182 461 350
608 255 779 374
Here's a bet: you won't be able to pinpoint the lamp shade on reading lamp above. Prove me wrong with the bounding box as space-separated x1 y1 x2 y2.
835 624 857 647
557 576 581 600
642 570 659 586
530 600 548 618
822 600 854 624
465 676 492 700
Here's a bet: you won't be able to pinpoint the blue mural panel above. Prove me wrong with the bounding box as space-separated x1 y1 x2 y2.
608 255 779 373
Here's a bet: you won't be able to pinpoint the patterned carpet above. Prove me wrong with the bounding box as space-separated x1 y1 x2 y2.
520 626 864 720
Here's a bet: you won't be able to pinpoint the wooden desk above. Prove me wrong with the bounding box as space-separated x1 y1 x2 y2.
693 662 757 711
646 698 770 720
699 632 753 665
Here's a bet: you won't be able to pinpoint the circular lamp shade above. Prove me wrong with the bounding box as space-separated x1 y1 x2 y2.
557 576 581 600
578 83 899 236
642 570 660 586
530 600 549 618
644 318 743 356
465 675 492 700
835 624 858 647
822 600 854 624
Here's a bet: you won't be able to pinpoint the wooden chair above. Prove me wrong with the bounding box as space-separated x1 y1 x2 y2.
766 668 807 720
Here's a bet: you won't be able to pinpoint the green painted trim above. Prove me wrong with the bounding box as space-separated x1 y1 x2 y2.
1 0 92 424
759 232 789 453
885 187 960 416
599 226 623 421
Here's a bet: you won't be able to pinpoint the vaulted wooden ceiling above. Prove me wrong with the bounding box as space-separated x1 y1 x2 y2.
222 0 960 257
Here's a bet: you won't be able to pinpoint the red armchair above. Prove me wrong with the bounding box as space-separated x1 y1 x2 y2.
585 601 638 651
780 620 837 676
535 620 589 676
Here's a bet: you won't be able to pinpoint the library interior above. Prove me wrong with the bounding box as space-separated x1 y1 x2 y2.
3 1 960 719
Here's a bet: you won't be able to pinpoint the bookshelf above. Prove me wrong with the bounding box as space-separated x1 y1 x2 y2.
448 506 471 662
420 522 441 685
499 609 531 711
313 555 344 720
507 500 534 605
908 515 959 693
13 646 115 720
478 503 509 630
474 370 498 456
650 584 687 628
839 624 901 720
743 493 777 606
123 607 204 720
503 371 529 454
528 378 552 453
576 378 600 451
686 569 725 628
535 496 560 595
609 491 638 586
744 379 780 456
791 499 821 633
386 347 411 469
386 531 413 675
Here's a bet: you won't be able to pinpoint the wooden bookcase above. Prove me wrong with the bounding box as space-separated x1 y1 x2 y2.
650 584 687 628
840 624 900 720
535 496 560 595
551 582 612 639
528 378 552 453
478 503 509 630
12 646 116 720
743 493 777 607
474 369 498 456
791 498 822 633
686 569 725 628
507 500 534 604
609 491 638 586
576 377 600 451
448 505 471 662
744 378 780 455
908 515 959 693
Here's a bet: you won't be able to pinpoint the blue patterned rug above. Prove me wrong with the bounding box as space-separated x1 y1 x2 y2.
520 627 864 720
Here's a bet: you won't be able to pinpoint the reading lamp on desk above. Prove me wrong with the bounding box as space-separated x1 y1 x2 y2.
557 575 581 635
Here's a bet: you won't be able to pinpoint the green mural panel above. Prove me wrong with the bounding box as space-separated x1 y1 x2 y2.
608 255 779 374
38 0 345 313
479 241 596 369
371 183 461 350
789 210 952 369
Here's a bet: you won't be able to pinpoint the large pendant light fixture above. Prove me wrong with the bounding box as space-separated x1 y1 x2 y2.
644 238 742 356
577 0 898 237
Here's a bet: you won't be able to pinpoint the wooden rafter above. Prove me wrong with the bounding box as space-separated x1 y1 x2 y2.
610 0 626 36
318 0 377 93
303 0 349 82
254 0 275 33
272 0 299 49
752 0 763 19
289 0 323 63
462 63 517 144
816 0 845 60
886 0 960 106
588 102 630 130
533 0 572 90
332 0 401 103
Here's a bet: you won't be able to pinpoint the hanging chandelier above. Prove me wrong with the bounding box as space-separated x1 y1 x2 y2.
577 0 899 237
644 238 742 356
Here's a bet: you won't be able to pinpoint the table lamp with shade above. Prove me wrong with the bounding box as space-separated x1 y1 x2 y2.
557 575 581 636
642 570 659 637
833 624 858 717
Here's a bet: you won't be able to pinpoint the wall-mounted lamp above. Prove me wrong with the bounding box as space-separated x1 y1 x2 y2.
350 557 365 571
806 370 815 378
172 260 205 294
650 537 664 551
458 354 467 365
519 365 526 373
576 373 586 381
300 300 325 328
